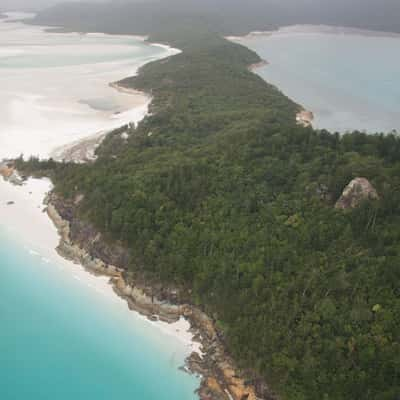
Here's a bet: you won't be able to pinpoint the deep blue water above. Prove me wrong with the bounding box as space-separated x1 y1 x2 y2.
0 230 199 400
240 30 400 133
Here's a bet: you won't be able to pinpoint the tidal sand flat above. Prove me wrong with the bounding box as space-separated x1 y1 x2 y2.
0 13 178 159
0 13 199 400
235 25 400 133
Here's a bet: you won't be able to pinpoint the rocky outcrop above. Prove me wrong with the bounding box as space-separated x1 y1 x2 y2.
0 161 24 185
296 110 314 127
45 192 275 400
49 194 131 270
47 199 123 277
113 276 183 323
335 177 379 209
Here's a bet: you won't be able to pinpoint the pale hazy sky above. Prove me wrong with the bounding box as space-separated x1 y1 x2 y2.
2 0 399 11
0 0 104 11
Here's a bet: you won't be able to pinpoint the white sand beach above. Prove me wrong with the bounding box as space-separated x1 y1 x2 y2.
0 14 199 360
0 176 202 357
0 13 179 160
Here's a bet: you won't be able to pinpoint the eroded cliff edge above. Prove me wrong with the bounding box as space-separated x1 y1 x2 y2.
46 192 277 400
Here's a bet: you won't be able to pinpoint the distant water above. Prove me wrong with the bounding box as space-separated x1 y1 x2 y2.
238 26 400 133
0 229 199 400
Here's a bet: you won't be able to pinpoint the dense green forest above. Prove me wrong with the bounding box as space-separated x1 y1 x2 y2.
18 33 400 400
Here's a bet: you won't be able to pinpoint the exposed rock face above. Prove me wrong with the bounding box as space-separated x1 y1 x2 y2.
296 110 314 127
335 178 379 209
49 194 131 269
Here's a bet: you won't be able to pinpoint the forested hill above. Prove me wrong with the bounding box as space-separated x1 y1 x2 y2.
31 0 400 35
19 32 400 400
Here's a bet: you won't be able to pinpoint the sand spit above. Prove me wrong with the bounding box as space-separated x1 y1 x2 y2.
50 84 151 162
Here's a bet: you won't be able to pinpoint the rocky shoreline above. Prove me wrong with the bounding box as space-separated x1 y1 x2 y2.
43 191 276 400
1 159 271 399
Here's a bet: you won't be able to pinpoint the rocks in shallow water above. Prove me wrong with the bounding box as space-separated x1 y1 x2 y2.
335 177 379 209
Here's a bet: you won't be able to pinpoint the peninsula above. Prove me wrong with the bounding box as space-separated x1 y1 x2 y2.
15 26 400 400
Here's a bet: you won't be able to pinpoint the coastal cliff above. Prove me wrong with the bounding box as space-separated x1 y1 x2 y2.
46 192 273 400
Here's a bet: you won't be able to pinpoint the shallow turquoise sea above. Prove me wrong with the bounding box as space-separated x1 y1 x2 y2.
0 229 199 400
0 16 198 400
240 29 400 133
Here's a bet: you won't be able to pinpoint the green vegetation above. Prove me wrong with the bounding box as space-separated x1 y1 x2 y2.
18 33 400 400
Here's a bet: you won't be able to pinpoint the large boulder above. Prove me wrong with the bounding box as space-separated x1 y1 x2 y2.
335 177 379 209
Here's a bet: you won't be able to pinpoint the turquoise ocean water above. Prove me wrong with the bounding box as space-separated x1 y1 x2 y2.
0 14 198 400
0 229 199 399
240 28 400 133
